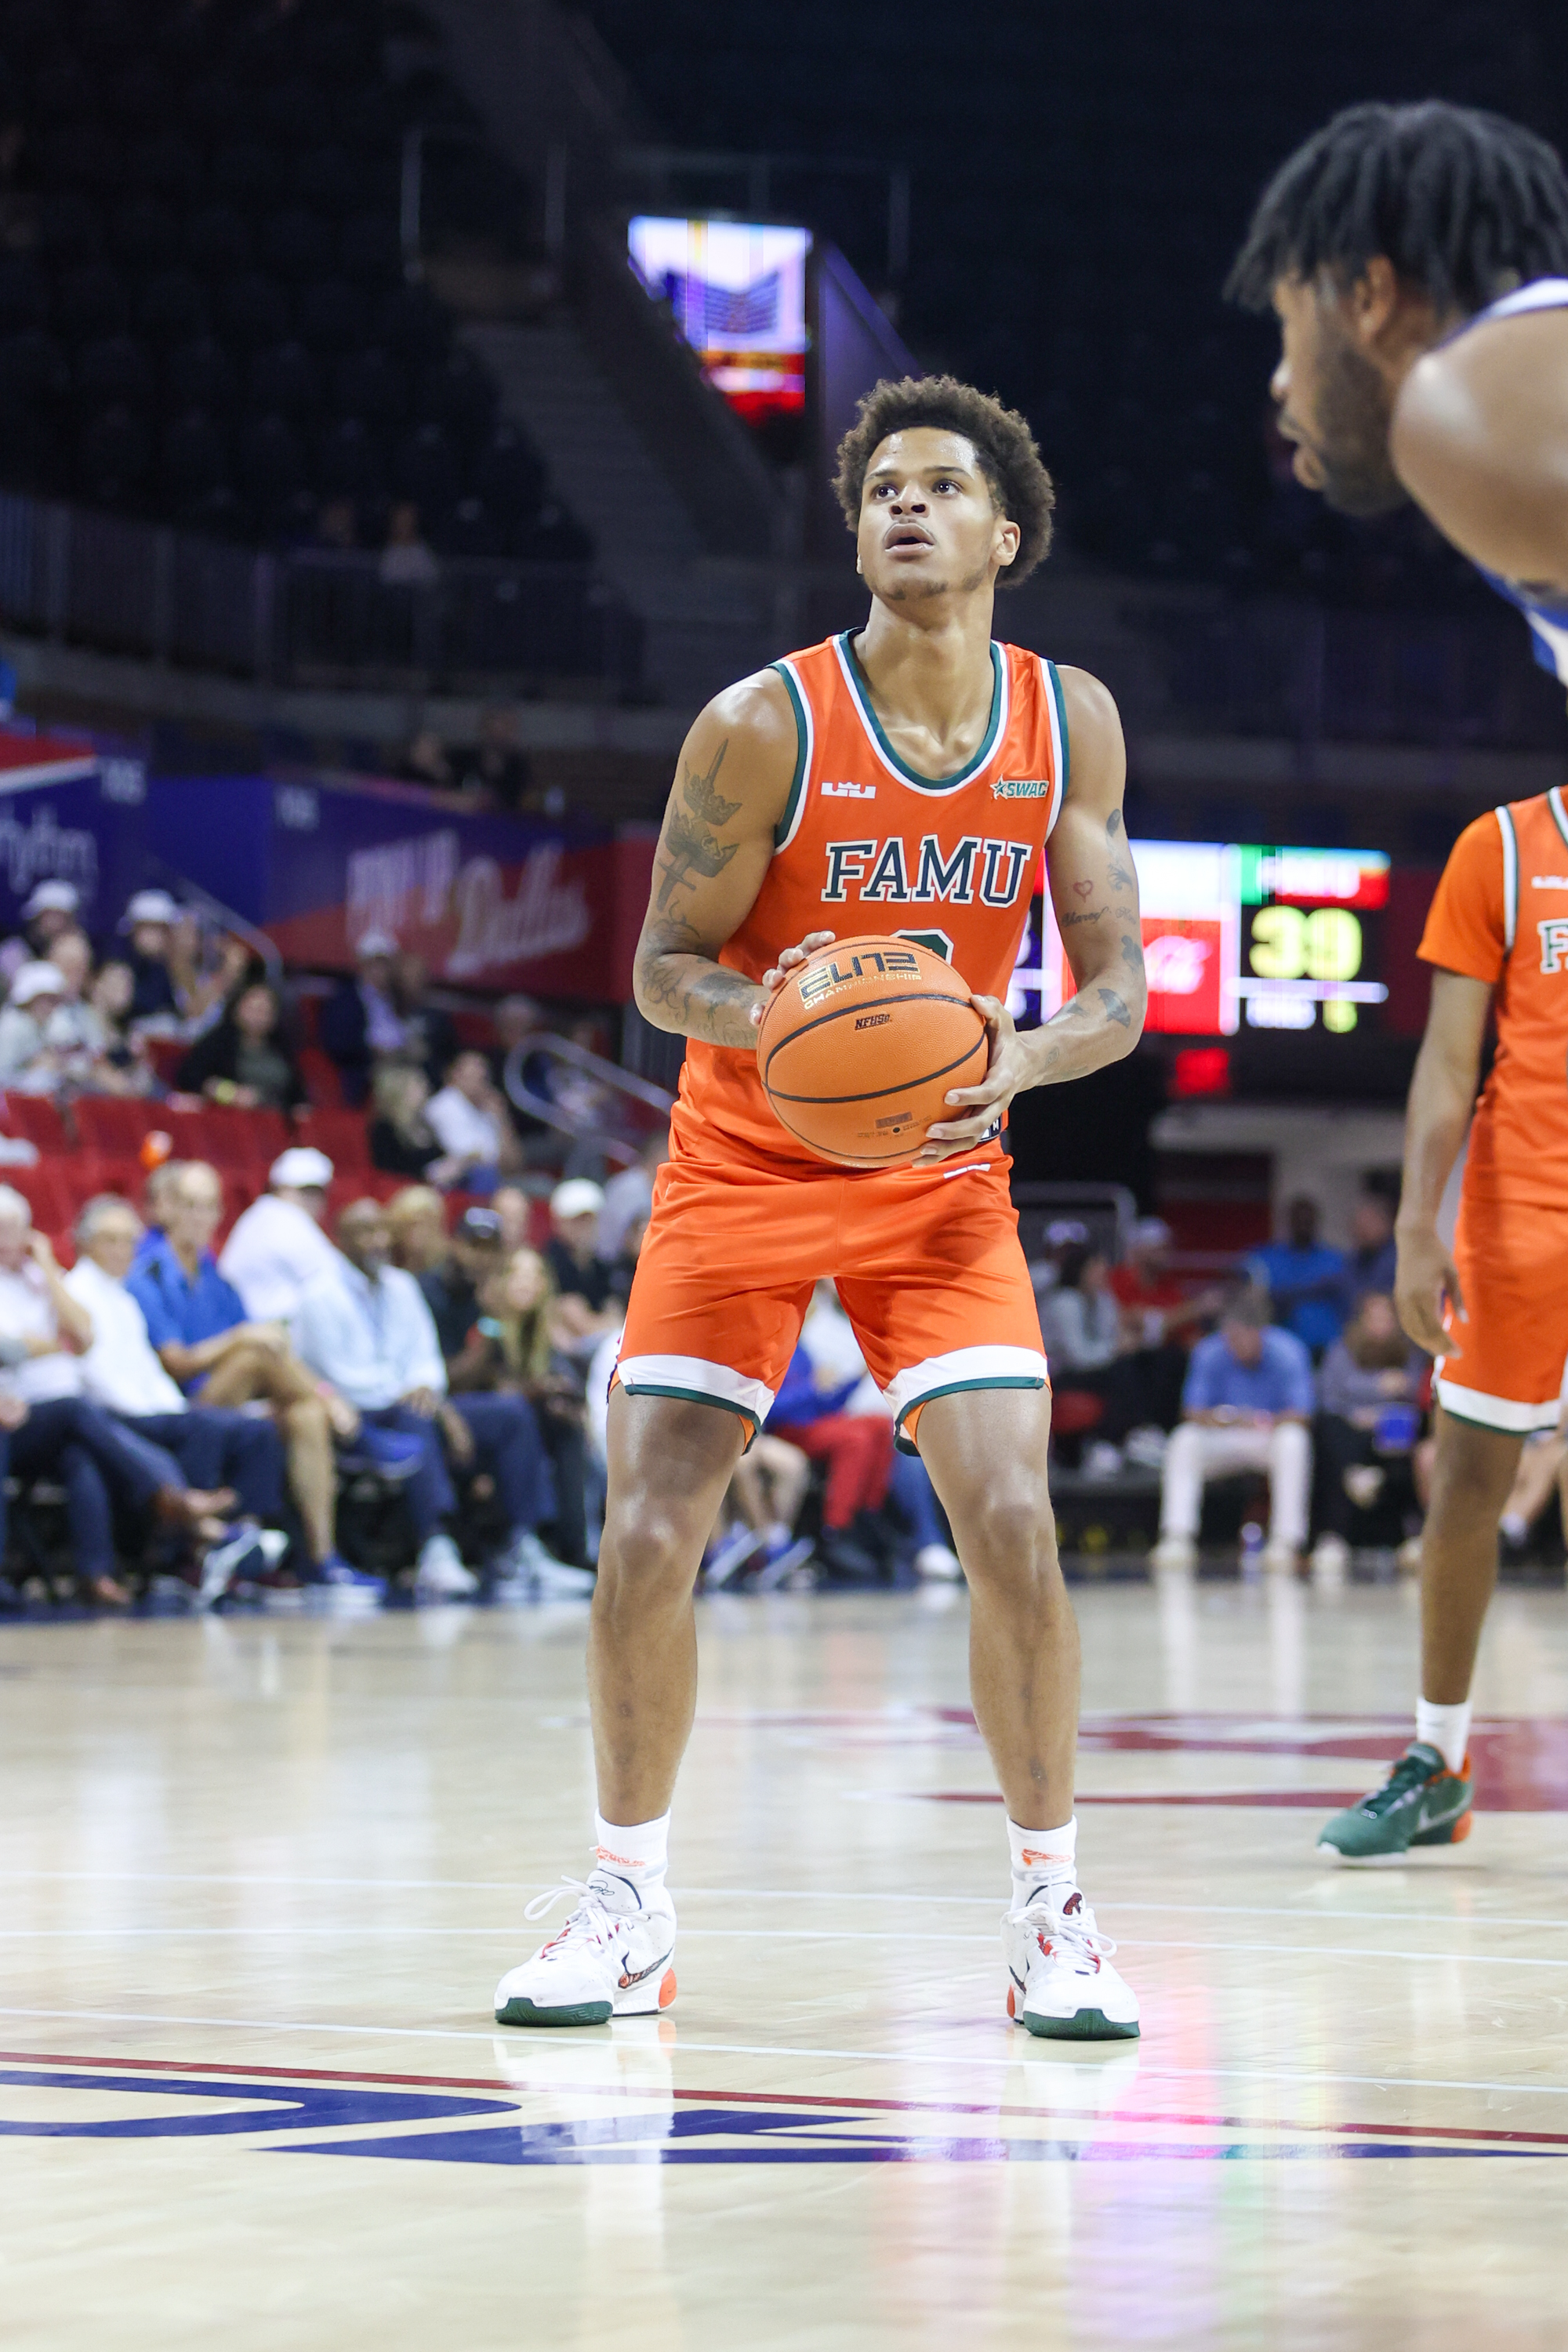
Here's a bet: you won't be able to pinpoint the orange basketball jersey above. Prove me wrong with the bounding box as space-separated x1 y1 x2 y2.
1418 786 1568 1207
674 630 1069 1170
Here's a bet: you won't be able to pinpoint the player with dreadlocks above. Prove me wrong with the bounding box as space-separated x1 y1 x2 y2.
1231 103 1568 1859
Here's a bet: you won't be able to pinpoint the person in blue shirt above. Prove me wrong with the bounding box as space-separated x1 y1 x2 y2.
1245 1196 1348 1357
1152 1289 1314 1572
127 1160 369 1589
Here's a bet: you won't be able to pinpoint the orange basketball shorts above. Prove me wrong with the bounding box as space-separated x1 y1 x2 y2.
616 1144 1047 1452
1435 1191 1568 1433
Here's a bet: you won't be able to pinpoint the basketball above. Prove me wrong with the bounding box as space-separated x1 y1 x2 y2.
756 935 990 1167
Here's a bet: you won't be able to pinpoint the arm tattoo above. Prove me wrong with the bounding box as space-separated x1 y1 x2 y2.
1120 931 1145 973
1060 907 1104 927
655 739 741 911
1097 987 1132 1028
1107 861 1135 891
1105 809 1123 837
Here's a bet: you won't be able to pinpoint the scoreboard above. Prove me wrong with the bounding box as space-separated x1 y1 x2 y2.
1010 840 1390 1037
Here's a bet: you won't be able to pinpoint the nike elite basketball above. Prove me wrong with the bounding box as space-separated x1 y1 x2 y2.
757 935 989 1167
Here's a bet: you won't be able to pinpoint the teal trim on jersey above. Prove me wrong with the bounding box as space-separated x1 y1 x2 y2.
771 661 810 848
619 1382 760 1451
892 1373 1046 1453
839 631 1004 789
1046 658 1069 799
1550 785 1568 854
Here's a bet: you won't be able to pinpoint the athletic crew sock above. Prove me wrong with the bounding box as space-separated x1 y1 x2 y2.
1414 1699 1472 1777
1007 1814 1077 1904
593 1809 670 1892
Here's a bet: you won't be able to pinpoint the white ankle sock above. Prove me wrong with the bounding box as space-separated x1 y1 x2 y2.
1007 1815 1076 1900
593 1810 670 1887
1415 1699 1472 1776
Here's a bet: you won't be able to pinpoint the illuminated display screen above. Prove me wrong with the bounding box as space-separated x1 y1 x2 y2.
1010 841 1390 1037
628 216 811 423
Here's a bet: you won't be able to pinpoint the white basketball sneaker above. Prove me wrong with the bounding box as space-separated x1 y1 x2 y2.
494 1869 677 2027
1004 1884 1140 2040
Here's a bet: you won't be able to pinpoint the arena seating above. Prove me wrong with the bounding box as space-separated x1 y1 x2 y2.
0 0 590 562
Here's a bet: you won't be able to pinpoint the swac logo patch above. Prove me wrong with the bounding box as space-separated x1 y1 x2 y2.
992 779 1051 800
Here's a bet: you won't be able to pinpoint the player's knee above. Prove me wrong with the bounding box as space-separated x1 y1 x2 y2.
955 1480 1054 1586
597 1502 702 1599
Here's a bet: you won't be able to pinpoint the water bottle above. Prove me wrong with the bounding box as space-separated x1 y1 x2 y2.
1240 1519 1265 1579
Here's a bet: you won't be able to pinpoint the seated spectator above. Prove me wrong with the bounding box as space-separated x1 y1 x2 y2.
385 1184 451 1276
1345 1188 1399 1304
86 960 156 1093
370 1063 466 1185
599 1126 670 1264
1152 1288 1313 1574
120 889 183 1028
706 1431 815 1588
1498 1367 1568 1562
172 918 254 1036
321 932 405 1106
544 1178 624 1346
488 995 552 1157
174 979 307 1112
769 1327 895 1582
441 1232 593 1573
1310 1291 1429 1581
129 1160 368 1589
1040 1243 1120 1371
1 878 82 987
452 706 531 809
292 1199 583 1595
63 1196 287 1570
380 502 439 589
397 727 456 789
219 1147 339 1321
391 953 458 1087
0 1186 242 1605
0 961 67 1092
1245 1196 1348 1357
491 1183 533 1253
1109 1216 1219 1436
426 1049 523 1196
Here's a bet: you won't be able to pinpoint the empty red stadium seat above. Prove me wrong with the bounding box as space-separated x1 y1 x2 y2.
297 1106 371 1168
6 1162 71 1232
297 1046 341 1107
74 1097 158 1157
2 1093 71 1154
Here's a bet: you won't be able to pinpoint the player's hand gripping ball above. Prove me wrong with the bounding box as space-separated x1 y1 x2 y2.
756 935 989 1168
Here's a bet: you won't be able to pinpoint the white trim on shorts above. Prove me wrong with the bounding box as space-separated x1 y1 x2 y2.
615 1353 775 1443
884 1344 1050 1452
1433 1373 1560 1434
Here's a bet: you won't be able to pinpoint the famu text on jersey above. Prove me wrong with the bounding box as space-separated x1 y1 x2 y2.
821 834 1036 908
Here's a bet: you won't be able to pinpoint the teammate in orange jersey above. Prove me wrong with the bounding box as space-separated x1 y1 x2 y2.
494 376 1149 2038
1228 103 1568 1857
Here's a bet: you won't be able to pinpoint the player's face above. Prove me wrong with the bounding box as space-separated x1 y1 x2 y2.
1269 277 1406 517
857 429 1019 602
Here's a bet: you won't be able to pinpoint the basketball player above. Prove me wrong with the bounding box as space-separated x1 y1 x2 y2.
1228 103 1568 1855
494 376 1147 2035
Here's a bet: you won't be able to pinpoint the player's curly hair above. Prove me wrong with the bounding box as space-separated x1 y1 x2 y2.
1228 101 1568 318
833 375 1054 586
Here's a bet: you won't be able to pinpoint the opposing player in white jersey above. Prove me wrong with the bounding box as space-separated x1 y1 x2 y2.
1229 102 1568 1855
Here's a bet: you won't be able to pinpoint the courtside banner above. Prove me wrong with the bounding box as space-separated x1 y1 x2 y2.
146 772 656 1000
0 728 148 939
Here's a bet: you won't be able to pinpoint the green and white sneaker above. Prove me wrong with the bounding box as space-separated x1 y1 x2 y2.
1004 1886 1141 2040
1317 1741 1473 1864
495 1870 677 2027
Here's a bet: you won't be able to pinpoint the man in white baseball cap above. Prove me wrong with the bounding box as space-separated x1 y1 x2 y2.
120 889 183 1026
1 879 83 990
0 961 67 1094
218 1147 339 1324
320 929 406 1105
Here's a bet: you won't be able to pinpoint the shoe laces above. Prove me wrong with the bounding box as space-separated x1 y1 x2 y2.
523 1870 642 1948
1358 1743 1446 1818
1008 1885 1117 1973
